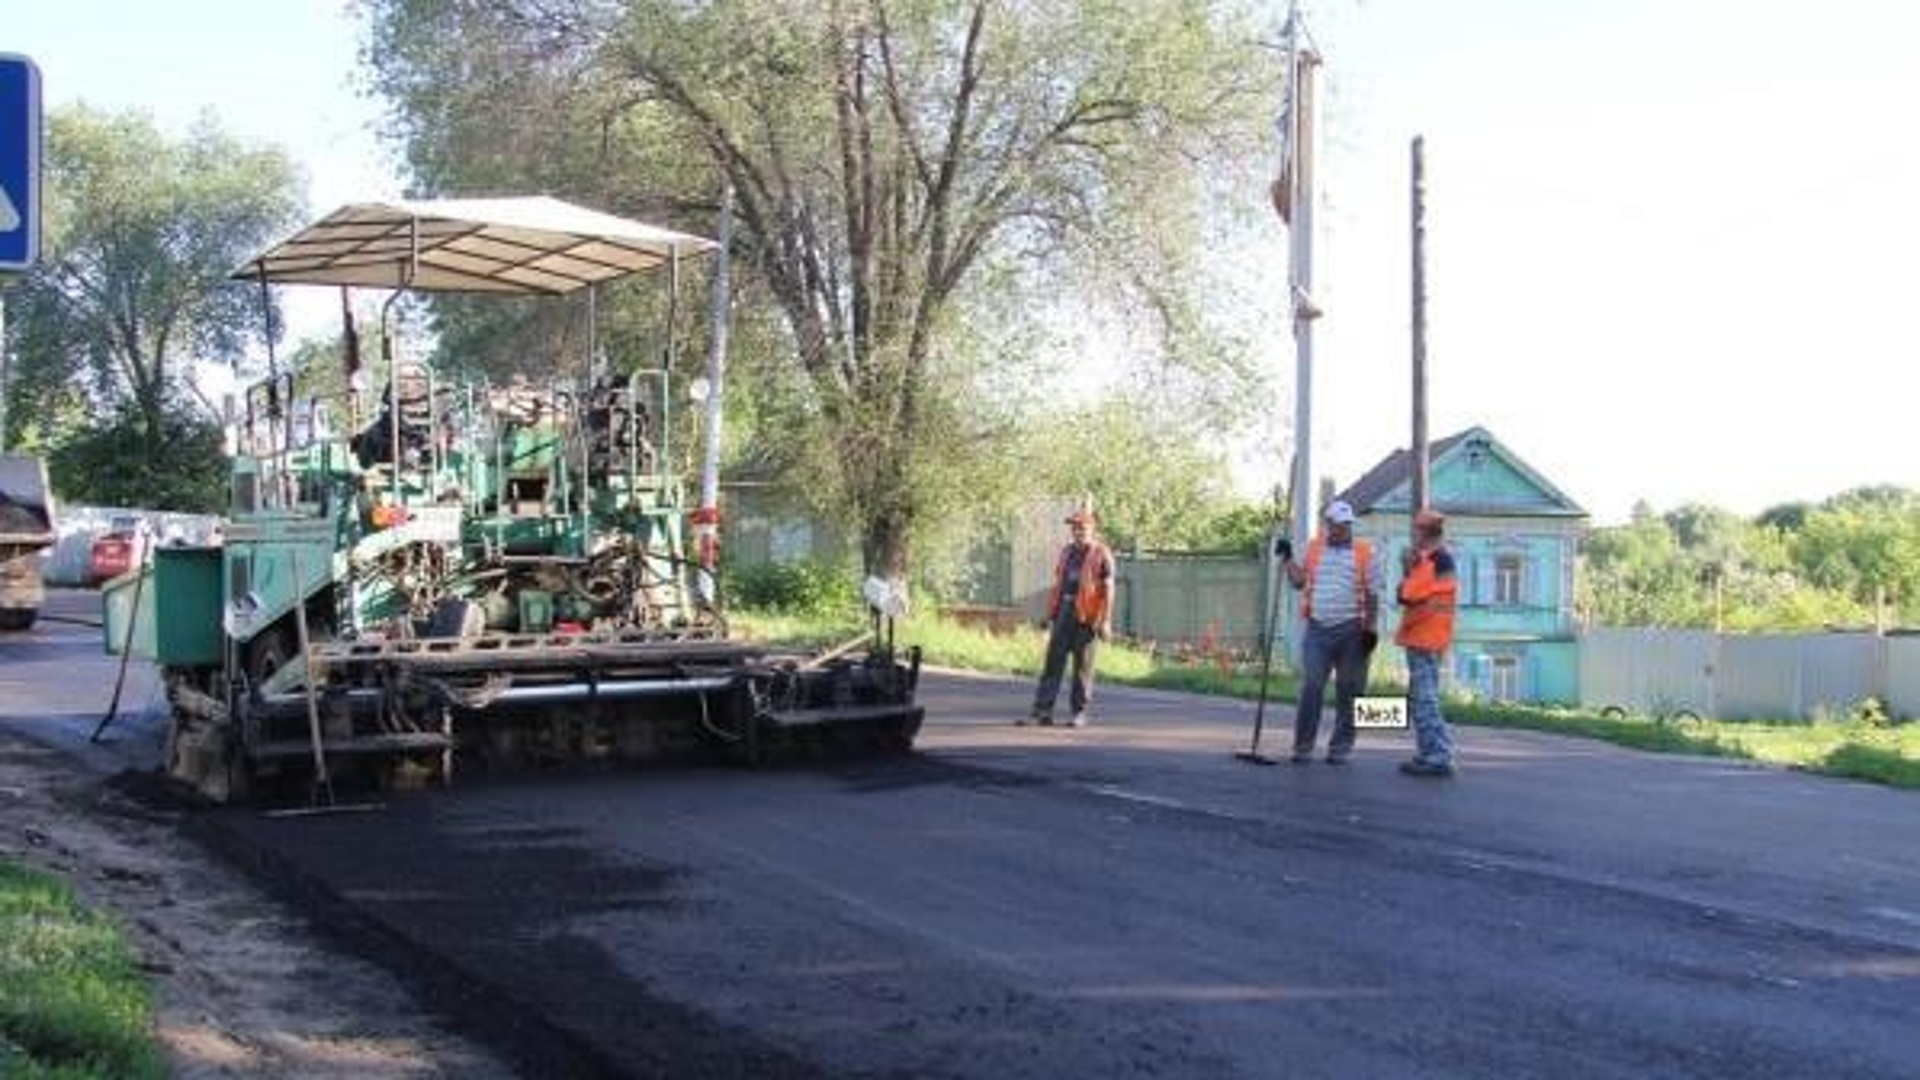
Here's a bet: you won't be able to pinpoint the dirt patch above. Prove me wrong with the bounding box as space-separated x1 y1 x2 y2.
0 734 515 1079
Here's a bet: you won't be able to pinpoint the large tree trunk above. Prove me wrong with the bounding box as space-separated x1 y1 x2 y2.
862 510 911 582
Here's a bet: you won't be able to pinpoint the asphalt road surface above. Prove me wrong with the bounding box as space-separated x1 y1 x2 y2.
6 590 1919 1079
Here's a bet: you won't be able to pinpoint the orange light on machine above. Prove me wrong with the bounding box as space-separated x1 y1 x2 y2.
370 503 412 529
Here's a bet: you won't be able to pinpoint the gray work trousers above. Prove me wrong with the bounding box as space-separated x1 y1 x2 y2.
1032 615 1098 718
1294 617 1370 756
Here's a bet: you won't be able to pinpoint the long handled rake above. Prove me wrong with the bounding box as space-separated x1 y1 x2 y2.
1235 463 1294 768
1234 551 1286 766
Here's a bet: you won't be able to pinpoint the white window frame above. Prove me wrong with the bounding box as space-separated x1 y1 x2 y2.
1489 654 1521 701
1493 553 1525 607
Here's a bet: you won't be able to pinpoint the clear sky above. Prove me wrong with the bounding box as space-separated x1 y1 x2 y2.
1294 0 1920 523
10 0 394 210
9 0 1918 524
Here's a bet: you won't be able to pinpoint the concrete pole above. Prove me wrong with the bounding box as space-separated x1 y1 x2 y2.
1410 135 1430 531
691 180 734 609
0 289 9 450
698 180 733 514
1284 5 1322 663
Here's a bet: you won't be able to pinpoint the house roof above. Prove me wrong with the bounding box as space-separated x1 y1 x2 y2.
1339 429 1472 513
1336 425 1586 519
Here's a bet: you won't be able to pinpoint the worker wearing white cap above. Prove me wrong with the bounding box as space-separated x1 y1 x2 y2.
1278 499 1385 763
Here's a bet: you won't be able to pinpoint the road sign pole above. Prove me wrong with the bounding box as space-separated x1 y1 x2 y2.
0 289 9 449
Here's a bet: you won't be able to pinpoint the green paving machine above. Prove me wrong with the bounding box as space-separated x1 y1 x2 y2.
106 198 921 802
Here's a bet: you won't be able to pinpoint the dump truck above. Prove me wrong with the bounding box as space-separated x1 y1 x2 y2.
106 198 922 802
0 454 55 632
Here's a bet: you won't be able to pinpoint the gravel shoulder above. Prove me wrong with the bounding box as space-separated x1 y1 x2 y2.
0 731 516 1080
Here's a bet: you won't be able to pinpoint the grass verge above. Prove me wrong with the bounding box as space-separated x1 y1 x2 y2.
733 608 1920 790
0 857 165 1080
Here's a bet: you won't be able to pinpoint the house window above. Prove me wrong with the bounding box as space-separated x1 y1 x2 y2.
1494 554 1525 606
1489 655 1520 701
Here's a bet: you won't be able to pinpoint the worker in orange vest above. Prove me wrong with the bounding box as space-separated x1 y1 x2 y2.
1396 508 1459 776
1024 509 1114 728
1280 500 1384 763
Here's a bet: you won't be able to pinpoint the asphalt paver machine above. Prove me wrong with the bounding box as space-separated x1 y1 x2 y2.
108 198 921 801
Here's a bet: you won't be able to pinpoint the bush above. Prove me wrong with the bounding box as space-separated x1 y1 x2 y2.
723 559 861 619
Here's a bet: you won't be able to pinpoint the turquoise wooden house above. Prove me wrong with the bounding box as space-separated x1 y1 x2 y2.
1338 426 1587 704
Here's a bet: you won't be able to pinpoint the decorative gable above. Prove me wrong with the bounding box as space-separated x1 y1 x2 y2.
1337 426 1583 519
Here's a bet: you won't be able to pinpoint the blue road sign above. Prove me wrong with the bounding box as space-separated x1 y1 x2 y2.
0 54 43 273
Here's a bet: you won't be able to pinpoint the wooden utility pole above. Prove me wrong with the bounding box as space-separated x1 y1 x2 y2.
1409 135 1430 532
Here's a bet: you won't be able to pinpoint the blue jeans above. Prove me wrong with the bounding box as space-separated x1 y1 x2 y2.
1294 618 1368 756
1406 647 1453 764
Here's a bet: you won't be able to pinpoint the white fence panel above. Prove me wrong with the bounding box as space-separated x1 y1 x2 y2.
1795 634 1881 720
1884 636 1920 721
1715 635 1807 720
1586 628 1911 721
1579 628 1715 715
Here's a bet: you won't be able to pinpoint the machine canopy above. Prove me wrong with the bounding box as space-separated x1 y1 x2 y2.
234 196 716 295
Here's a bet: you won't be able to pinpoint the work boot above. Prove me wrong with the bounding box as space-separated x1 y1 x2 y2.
1068 711 1088 728
1399 758 1456 777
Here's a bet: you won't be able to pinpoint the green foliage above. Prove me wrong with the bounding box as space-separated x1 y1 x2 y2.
0 859 166 1080
360 0 1281 578
1580 489 1918 630
1185 502 1280 556
46 404 229 512
1792 487 1920 612
1011 399 1245 551
722 559 863 620
2 105 301 504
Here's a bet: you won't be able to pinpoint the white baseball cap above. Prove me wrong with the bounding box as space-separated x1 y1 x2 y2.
1324 500 1356 525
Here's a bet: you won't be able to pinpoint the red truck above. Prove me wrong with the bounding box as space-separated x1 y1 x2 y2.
86 514 152 586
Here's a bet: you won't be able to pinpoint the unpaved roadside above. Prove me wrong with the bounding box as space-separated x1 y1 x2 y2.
0 732 516 1079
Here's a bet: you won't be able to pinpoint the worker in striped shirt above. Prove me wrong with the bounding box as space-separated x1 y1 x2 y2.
1280 500 1385 764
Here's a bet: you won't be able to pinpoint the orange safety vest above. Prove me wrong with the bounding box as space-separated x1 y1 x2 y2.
1301 536 1373 621
1047 541 1114 626
1394 546 1458 651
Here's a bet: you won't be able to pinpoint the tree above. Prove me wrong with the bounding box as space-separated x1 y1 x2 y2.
1579 490 1920 631
361 0 1279 577
46 404 230 512
4 106 302 506
1578 514 1700 627
1793 489 1920 622
1008 398 1240 551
